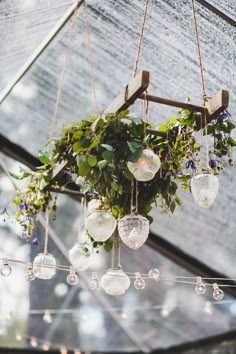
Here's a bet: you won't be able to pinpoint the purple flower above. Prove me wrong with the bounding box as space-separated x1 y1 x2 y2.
176 171 185 177
20 232 27 239
20 223 27 231
209 159 217 169
185 160 196 169
217 111 230 123
32 238 39 246
165 171 171 177
19 203 28 211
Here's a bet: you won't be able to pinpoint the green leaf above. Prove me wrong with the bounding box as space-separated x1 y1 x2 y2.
72 130 83 139
119 109 129 118
98 160 108 169
102 150 114 162
127 141 142 153
38 150 50 165
104 240 113 252
73 141 87 153
101 144 113 151
76 154 87 166
227 136 236 146
170 201 176 213
87 156 97 167
157 124 168 132
79 163 91 177
127 148 143 162
227 121 236 130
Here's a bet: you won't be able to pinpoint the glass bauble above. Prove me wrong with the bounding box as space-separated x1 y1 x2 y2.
101 268 130 296
190 173 219 208
69 243 90 270
86 210 116 242
127 148 161 181
33 253 56 280
118 214 149 250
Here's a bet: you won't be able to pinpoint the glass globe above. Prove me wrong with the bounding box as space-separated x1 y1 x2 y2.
195 283 206 295
33 253 56 280
69 243 90 270
67 267 79 286
1 258 12 277
213 283 224 301
86 210 117 242
101 268 130 296
127 148 161 181
148 268 160 281
118 214 149 250
89 272 100 290
134 272 145 290
190 173 219 208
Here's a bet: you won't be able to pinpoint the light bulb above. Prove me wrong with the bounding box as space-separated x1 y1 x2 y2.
127 148 161 181
134 272 145 290
118 214 149 250
60 347 68 354
195 276 206 295
148 268 160 281
25 262 35 281
16 333 22 341
86 210 116 242
33 253 56 280
30 337 38 347
160 307 170 318
43 310 52 324
190 173 219 208
69 243 90 270
5 312 12 321
101 268 130 296
89 272 100 290
1 258 12 277
67 266 79 286
212 283 224 301
42 343 50 351
204 301 213 315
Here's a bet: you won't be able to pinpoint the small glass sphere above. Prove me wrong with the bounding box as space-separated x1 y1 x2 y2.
118 214 149 250
134 272 145 290
148 268 160 281
1 258 12 277
195 283 206 295
101 268 130 296
89 272 100 290
69 243 90 270
86 210 117 242
33 253 56 280
213 284 224 301
25 263 35 281
43 310 52 324
67 267 79 286
127 148 161 182
190 173 219 208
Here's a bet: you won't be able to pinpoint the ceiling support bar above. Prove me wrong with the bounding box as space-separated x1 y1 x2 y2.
0 0 85 105
196 0 236 28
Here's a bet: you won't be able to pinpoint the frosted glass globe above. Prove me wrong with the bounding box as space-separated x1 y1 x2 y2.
190 173 219 208
69 243 90 270
86 210 117 242
118 214 149 250
101 268 130 296
127 149 161 181
33 253 56 280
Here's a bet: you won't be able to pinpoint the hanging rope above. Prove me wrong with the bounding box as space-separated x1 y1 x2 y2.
48 6 79 151
133 0 150 78
191 0 207 105
43 213 49 255
83 2 98 115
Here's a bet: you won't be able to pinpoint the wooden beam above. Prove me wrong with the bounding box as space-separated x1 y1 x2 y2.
205 89 229 121
104 70 149 115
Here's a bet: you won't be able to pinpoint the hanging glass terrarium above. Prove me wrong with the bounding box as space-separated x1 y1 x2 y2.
69 242 90 270
118 214 149 250
86 209 117 242
190 172 219 208
33 253 56 280
101 268 131 296
127 148 161 182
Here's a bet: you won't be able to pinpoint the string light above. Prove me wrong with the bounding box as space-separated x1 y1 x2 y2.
121 312 128 319
15 333 22 341
30 337 38 347
1 258 12 277
204 301 213 315
25 262 35 281
5 312 12 321
60 347 68 354
148 268 160 281
195 276 206 295
89 272 100 290
67 266 79 286
134 272 145 290
212 283 224 301
42 342 50 351
43 310 52 324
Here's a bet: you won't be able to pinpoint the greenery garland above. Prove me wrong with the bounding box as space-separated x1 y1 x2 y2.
12 108 235 245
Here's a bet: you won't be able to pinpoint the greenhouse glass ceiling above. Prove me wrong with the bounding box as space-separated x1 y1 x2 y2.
0 0 236 353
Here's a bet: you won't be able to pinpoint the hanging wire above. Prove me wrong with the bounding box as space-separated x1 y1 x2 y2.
43 213 49 255
83 1 99 114
135 180 139 214
48 5 79 151
133 0 150 78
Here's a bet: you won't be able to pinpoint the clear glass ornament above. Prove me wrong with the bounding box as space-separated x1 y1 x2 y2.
69 242 90 270
101 268 130 296
86 210 117 242
190 172 219 208
89 272 100 290
134 272 145 290
212 283 224 301
25 262 35 281
148 268 160 281
33 253 56 280
195 276 206 295
43 310 52 324
118 214 149 250
127 148 161 181
1 258 12 277
67 266 79 286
